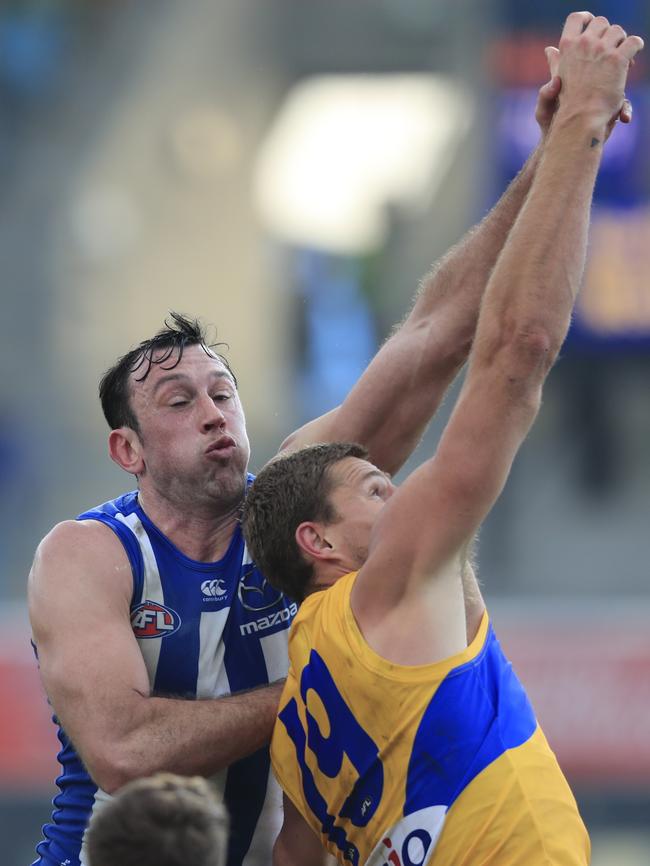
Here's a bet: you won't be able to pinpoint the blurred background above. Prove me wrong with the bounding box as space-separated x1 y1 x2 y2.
1 0 649 863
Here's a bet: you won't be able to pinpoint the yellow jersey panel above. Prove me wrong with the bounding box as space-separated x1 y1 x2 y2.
271 572 589 866
431 727 591 866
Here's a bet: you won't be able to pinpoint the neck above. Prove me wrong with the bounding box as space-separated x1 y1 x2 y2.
310 561 355 594
137 490 241 562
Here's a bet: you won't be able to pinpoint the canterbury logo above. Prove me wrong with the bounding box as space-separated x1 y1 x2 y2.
201 579 227 598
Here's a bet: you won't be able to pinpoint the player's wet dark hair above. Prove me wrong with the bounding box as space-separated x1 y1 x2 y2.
242 442 368 603
99 312 237 433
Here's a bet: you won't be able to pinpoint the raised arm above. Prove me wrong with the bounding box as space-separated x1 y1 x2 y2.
281 76 562 476
353 14 643 655
28 520 283 793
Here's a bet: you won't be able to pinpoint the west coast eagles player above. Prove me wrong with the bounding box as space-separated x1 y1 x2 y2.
243 13 643 866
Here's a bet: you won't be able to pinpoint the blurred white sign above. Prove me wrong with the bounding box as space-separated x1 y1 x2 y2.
254 74 474 254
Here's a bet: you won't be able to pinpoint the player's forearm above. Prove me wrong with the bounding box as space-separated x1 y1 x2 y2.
471 109 604 369
279 136 546 474
411 143 544 351
331 148 547 475
91 681 284 792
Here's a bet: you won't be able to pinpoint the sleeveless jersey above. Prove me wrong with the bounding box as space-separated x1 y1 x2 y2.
33 479 297 866
271 572 590 866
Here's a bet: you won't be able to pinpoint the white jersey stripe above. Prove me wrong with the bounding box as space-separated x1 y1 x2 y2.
241 766 283 866
120 511 165 683
197 608 231 699
261 630 294 684
80 782 113 865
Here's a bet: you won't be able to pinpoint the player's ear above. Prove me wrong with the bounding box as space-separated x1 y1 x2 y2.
108 427 145 476
295 522 335 563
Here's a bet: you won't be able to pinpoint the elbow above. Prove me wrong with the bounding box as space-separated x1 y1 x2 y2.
86 742 146 794
403 317 473 381
512 323 555 356
440 331 474 373
470 324 555 415
504 324 559 382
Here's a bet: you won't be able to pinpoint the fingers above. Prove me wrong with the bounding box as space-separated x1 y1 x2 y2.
603 24 627 49
562 11 594 39
560 12 643 58
557 12 644 72
584 15 610 38
545 45 560 77
539 75 562 101
580 17 644 61
619 98 632 124
618 34 645 62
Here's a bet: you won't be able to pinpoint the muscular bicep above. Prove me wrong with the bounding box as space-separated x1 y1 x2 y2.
280 408 339 455
279 319 464 476
28 520 148 781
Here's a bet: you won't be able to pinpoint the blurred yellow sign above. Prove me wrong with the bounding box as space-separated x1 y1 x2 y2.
579 208 650 336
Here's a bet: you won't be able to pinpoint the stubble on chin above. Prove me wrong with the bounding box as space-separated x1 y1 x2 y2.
202 459 249 509
155 462 247 514
208 471 247 509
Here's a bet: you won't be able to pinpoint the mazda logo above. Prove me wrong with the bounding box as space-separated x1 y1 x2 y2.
237 568 284 612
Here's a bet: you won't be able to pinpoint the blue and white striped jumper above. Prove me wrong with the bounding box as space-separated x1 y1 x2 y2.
32 478 296 866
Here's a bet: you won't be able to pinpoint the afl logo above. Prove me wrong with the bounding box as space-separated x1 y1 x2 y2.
131 601 181 639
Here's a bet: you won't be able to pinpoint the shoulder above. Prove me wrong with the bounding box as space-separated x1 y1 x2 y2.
35 518 129 565
30 518 133 608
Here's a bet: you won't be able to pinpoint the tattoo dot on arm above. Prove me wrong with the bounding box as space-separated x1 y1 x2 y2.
590 137 601 148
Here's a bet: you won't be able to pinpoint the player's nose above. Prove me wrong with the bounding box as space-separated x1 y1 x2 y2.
199 394 226 430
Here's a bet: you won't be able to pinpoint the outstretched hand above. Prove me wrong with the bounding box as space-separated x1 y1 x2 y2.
554 12 642 139
542 40 633 142
535 72 562 138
